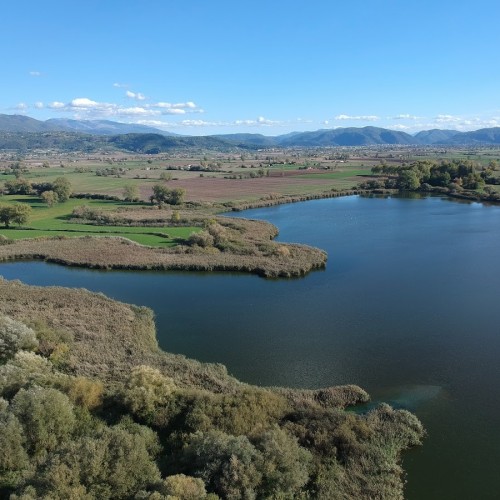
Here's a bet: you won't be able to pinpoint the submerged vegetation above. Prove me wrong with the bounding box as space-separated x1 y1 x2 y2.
0 278 424 499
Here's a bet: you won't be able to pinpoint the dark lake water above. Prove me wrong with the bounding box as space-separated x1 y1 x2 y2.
1 195 500 499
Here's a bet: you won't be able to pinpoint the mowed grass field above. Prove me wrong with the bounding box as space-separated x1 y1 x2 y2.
0 195 199 247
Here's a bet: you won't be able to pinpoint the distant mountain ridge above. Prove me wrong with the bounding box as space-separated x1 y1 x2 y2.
1 114 500 149
46 118 181 136
0 114 177 136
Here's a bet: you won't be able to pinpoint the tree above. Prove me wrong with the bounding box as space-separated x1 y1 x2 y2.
397 170 420 191
150 184 170 207
150 185 185 207
41 190 58 207
159 171 172 182
11 386 76 457
168 187 185 205
52 176 72 202
0 410 29 489
123 184 139 202
4 178 32 195
0 203 32 228
256 428 312 498
16 425 161 499
181 430 262 499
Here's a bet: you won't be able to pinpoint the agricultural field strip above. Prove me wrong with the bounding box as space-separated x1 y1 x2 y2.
0 196 199 247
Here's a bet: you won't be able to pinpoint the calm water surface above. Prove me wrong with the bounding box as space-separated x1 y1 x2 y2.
1 195 499 499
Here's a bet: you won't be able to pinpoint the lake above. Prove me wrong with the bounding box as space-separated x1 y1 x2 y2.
1 195 499 499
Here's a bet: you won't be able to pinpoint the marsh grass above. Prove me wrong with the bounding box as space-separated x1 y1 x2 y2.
0 279 425 498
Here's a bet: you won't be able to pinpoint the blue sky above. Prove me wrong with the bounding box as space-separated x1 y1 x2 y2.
2 0 500 135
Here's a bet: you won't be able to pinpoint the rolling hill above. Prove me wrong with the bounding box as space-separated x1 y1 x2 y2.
2 114 500 151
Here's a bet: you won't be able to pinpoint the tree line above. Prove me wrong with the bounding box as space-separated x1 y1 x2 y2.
368 159 499 195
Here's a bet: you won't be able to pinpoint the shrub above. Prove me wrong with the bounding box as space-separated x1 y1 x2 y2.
11 386 76 457
256 427 312 498
0 316 38 363
160 474 207 499
0 409 29 489
0 351 60 398
187 230 214 248
181 430 262 499
123 365 176 419
16 425 161 500
66 377 104 410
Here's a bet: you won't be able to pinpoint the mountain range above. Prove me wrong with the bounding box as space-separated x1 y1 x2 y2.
1 114 500 150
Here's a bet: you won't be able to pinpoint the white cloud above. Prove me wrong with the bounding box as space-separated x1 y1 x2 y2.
234 119 256 125
392 114 420 120
161 108 186 115
29 71 41 77
120 107 159 117
113 82 128 88
334 114 379 121
180 119 219 126
70 98 99 108
48 101 66 109
172 101 196 109
125 90 146 101
136 120 169 127
323 120 329 125
34 101 44 109
257 116 277 125
15 102 28 110
435 114 462 123
389 124 412 130
154 102 173 109
233 116 283 127
153 101 198 110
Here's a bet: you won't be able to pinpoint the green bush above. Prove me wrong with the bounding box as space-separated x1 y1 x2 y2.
11 386 76 457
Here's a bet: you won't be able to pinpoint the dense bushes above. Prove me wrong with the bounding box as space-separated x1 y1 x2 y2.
0 293 424 499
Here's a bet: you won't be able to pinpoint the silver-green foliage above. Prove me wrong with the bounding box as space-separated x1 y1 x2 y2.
0 315 38 363
11 386 76 457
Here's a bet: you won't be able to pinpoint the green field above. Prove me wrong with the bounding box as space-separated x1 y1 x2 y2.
0 196 199 247
299 168 371 180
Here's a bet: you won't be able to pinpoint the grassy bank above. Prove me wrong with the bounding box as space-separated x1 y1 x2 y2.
0 278 424 499
0 215 327 278
0 196 200 247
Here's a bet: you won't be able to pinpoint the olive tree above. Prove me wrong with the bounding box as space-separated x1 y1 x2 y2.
0 203 32 228
52 176 72 202
150 185 185 207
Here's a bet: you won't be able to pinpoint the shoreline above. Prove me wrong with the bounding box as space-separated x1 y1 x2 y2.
0 186 495 280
